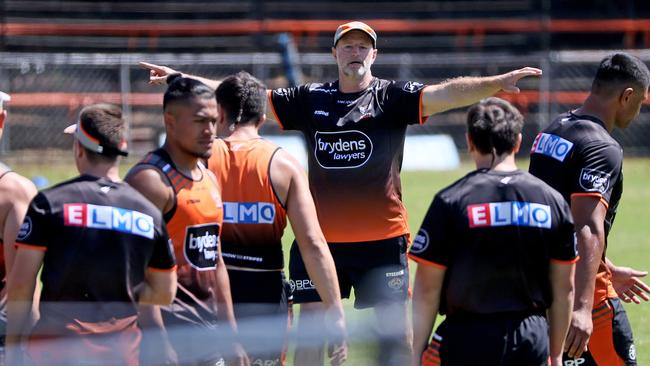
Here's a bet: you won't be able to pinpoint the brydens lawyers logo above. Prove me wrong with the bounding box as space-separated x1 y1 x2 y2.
579 168 610 194
530 132 574 162
64 203 154 239
184 223 220 271
223 202 275 224
467 201 552 229
410 228 429 254
314 130 373 169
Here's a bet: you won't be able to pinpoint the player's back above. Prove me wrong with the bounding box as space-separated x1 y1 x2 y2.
209 138 287 270
416 169 574 316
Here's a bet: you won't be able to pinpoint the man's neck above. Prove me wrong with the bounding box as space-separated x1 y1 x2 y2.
474 153 518 172
224 125 260 141
80 164 121 182
338 73 374 93
162 142 201 178
575 95 616 132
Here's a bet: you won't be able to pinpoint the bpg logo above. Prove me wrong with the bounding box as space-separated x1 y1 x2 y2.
64 203 155 239
314 130 373 169
410 229 429 254
579 168 610 194
563 359 585 366
184 223 220 270
467 201 552 229
530 133 574 162
290 279 315 291
223 202 275 224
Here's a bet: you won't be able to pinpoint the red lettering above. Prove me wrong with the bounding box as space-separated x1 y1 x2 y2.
468 203 490 227
64 203 86 226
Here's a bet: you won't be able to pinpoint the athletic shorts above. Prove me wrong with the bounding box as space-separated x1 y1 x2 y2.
289 235 409 309
562 298 636 366
420 313 549 366
228 269 291 366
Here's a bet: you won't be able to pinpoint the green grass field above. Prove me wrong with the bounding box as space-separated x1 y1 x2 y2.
6 155 650 365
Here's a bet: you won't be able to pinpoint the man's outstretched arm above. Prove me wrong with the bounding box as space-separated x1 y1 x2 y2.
140 61 222 90
421 67 542 116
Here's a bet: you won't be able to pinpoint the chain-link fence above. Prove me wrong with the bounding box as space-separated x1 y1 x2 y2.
1 50 649 159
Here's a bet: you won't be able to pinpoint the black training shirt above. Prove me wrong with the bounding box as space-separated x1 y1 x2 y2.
409 169 577 316
16 175 176 322
269 77 426 243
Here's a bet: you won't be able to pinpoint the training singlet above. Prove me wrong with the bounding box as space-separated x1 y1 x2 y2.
529 111 621 306
269 77 426 243
135 149 223 302
208 138 287 270
15 175 176 322
409 169 577 316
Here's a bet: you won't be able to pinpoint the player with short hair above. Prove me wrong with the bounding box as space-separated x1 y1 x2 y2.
6 103 177 366
140 20 541 364
208 71 346 366
126 77 248 365
411 97 577 366
0 90 38 356
529 52 650 366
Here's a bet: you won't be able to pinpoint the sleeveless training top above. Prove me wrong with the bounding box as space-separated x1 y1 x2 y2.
209 138 287 270
136 148 223 301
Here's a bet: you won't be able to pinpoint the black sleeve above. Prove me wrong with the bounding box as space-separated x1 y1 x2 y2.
15 193 52 250
550 198 579 262
570 141 622 203
148 222 176 270
386 80 427 126
408 194 452 267
268 85 312 131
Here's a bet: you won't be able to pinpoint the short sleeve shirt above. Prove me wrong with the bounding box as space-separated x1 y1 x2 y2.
409 170 576 316
529 111 623 237
529 111 623 305
269 78 426 242
16 175 175 321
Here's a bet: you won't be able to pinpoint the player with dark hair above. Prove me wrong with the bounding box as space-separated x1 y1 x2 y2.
411 97 577 366
209 71 347 365
140 20 541 364
530 52 650 366
6 103 177 366
0 91 38 356
126 77 248 366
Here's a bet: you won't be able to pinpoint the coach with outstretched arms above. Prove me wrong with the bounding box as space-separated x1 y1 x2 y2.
141 20 541 365
530 53 650 366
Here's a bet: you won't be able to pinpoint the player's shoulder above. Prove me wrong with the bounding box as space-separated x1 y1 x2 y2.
434 170 484 204
547 112 616 147
0 170 36 199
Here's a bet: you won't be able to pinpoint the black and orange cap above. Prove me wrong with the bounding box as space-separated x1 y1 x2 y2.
333 21 377 48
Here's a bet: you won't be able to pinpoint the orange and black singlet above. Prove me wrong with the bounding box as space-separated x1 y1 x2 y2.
135 148 223 302
269 78 427 243
208 138 287 270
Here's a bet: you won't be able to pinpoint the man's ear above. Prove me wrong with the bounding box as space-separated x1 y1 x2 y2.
331 47 337 60
512 133 523 154
163 111 175 131
465 133 475 153
620 87 635 105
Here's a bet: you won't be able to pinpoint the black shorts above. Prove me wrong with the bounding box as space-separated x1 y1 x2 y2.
422 313 549 366
228 269 291 366
289 235 409 309
562 298 636 366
